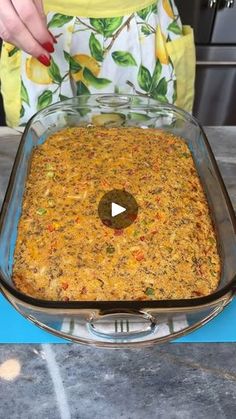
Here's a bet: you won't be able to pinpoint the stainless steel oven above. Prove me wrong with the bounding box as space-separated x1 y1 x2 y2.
175 0 236 125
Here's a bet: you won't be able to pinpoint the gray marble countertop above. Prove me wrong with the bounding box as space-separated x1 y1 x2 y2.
0 126 236 419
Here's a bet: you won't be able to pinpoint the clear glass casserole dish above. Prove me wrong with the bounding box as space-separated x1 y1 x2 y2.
0 94 236 348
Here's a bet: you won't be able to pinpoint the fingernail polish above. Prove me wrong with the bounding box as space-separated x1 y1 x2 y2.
37 55 51 66
42 42 54 53
49 31 58 43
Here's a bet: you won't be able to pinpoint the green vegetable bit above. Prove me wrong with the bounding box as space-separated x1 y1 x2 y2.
181 152 190 158
145 287 155 296
106 244 115 254
133 230 140 237
36 208 47 215
46 171 55 178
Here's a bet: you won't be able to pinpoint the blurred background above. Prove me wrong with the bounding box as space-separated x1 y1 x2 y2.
175 0 236 126
0 0 236 126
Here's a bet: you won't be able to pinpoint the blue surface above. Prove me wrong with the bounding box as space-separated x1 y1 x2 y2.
0 294 235 343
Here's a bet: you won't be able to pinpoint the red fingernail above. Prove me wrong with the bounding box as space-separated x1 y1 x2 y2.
42 42 54 53
49 31 58 43
37 54 51 66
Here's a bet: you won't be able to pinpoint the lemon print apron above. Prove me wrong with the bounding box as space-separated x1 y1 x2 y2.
0 0 195 127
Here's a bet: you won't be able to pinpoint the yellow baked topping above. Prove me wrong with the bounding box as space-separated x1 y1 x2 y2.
13 127 221 301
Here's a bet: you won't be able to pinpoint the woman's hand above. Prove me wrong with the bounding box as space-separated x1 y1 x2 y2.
0 0 56 66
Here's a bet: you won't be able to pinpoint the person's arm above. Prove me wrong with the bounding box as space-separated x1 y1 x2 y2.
0 0 56 66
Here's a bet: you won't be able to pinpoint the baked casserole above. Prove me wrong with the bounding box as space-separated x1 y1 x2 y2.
13 127 221 301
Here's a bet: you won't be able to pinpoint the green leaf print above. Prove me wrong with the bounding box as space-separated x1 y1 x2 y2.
48 58 62 83
132 96 143 106
154 94 168 102
59 94 71 101
20 105 25 118
8 47 19 57
104 17 123 37
128 112 152 121
21 81 30 106
37 90 53 111
137 6 152 20
154 77 168 96
152 76 168 102
89 18 104 34
90 17 123 37
112 51 137 67
151 60 162 89
63 51 71 63
138 65 152 92
89 33 104 62
76 81 90 96
76 82 90 116
141 25 153 36
48 13 73 28
63 51 82 73
151 3 157 13
168 21 182 35
70 57 82 73
83 68 111 89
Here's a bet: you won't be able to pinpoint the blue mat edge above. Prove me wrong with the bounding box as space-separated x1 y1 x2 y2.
0 294 235 343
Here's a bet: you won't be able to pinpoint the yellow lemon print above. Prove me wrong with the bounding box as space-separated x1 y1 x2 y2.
26 57 53 84
71 54 100 85
162 0 175 19
156 26 169 65
4 42 16 53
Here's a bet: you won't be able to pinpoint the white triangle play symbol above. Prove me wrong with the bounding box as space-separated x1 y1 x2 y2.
111 202 126 217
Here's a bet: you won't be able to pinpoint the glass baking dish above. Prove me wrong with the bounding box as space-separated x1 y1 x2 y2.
0 94 236 348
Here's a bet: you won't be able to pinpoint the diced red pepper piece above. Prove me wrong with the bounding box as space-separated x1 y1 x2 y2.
47 224 55 232
81 286 87 294
114 229 124 236
101 179 110 188
192 290 204 297
133 251 145 261
103 219 112 227
126 213 137 222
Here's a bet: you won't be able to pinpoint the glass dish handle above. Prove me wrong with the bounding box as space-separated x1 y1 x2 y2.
88 311 158 340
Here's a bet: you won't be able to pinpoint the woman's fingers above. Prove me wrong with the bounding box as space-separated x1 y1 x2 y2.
1 17 51 65
12 0 54 51
0 0 54 65
33 0 57 44
33 0 47 24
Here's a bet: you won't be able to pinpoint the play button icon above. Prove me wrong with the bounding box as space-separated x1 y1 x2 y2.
111 202 126 217
98 189 138 230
